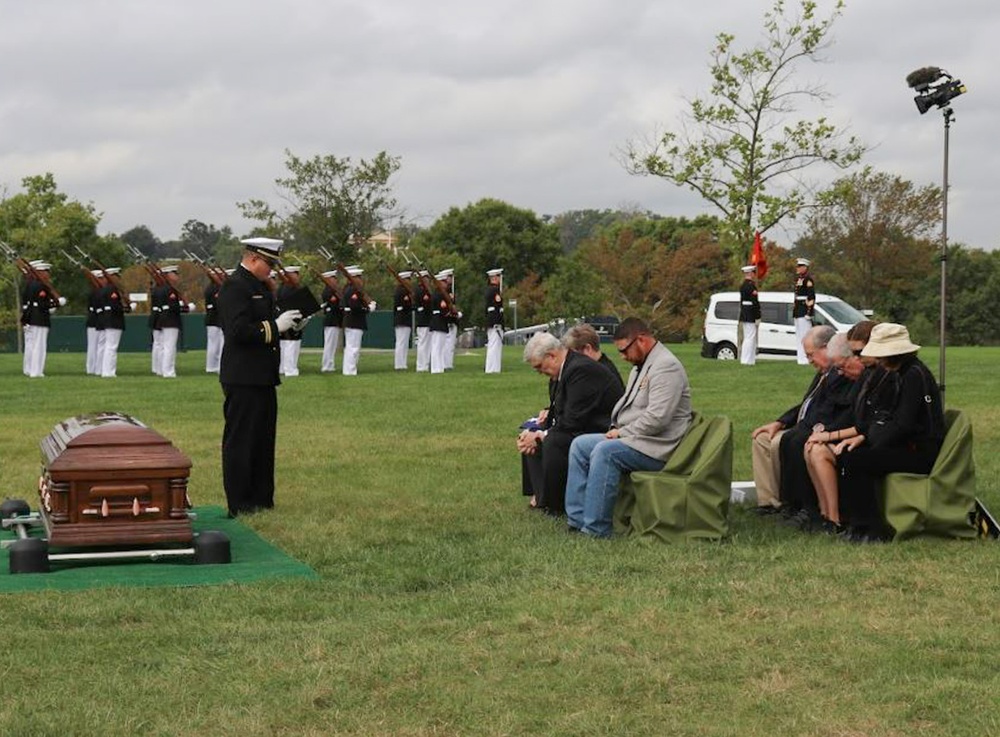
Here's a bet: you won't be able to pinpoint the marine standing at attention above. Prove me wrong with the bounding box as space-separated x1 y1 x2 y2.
739 264 760 366
793 257 815 366
484 267 504 373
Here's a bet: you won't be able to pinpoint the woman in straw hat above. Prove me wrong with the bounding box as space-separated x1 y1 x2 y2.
804 323 945 542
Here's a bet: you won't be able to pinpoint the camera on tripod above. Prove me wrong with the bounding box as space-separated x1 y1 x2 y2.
906 66 967 114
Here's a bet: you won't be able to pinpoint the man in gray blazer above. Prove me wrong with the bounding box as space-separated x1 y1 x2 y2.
565 318 693 537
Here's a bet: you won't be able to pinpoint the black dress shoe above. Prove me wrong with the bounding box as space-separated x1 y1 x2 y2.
750 505 782 517
846 528 888 544
779 509 811 529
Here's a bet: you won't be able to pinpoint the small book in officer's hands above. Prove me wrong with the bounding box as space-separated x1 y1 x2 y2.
277 286 322 318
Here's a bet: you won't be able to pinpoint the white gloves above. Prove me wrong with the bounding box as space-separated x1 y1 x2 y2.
58 297 67 307
275 310 302 333
368 301 377 311
188 302 197 310
129 302 137 310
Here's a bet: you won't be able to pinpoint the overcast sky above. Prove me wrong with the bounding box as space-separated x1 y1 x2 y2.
1 0 997 250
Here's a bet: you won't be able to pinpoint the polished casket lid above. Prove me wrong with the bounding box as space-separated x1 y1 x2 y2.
41 413 192 473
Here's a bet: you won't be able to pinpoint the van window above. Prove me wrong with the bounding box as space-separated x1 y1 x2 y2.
760 301 793 325
714 301 739 320
819 300 867 326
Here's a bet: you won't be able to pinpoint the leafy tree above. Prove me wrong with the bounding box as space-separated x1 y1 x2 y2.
569 216 728 339
625 0 865 259
506 272 547 327
238 149 401 260
540 251 609 322
178 219 241 268
796 166 941 316
411 198 561 326
909 245 1000 346
120 225 164 259
0 174 110 325
551 209 649 253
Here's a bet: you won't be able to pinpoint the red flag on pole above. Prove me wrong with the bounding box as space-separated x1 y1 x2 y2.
750 231 767 280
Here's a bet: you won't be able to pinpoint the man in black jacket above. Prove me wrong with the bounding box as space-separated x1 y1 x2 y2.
414 271 433 372
98 267 129 378
749 325 849 518
739 264 761 365
204 272 224 373
518 332 625 516
21 261 64 378
392 270 414 370
320 271 342 373
342 266 372 376
277 266 305 377
157 265 189 378
218 237 302 516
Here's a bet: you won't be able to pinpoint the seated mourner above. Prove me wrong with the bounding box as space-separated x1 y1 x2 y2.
564 318 693 538
804 323 944 543
517 332 624 516
749 325 845 518
801 322 877 533
562 323 625 392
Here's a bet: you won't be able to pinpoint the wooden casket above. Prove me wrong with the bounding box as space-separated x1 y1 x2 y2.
38 413 193 547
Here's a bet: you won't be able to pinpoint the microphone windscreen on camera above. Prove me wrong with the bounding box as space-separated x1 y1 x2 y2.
906 66 943 89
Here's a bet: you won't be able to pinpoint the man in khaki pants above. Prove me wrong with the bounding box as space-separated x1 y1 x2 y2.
749 326 836 515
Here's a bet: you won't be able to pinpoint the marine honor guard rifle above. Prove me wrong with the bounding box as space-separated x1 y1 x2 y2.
1 240 65 305
183 249 227 286
60 248 103 290
403 247 459 317
125 243 167 286
318 245 375 305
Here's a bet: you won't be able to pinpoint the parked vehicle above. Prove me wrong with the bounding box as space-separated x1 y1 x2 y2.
701 291 866 360
583 315 620 343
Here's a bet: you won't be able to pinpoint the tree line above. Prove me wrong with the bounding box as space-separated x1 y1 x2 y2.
2 169 998 346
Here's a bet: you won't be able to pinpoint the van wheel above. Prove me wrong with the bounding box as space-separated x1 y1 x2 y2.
714 342 737 360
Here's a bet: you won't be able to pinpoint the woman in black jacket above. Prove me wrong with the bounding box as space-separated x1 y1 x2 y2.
810 323 945 542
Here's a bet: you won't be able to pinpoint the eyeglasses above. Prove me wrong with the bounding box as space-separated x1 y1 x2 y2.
617 337 639 355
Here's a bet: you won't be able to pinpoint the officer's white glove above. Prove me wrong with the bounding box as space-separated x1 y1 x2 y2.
188 302 197 310
129 302 137 310
275 310 302 333
58 297 67 307
457 311 464 319
368 301 377 311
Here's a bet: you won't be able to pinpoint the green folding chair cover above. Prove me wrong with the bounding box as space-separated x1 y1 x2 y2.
880 409 977 541
614 413 734 542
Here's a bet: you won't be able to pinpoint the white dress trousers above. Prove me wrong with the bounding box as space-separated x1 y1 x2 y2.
343 328 364 375
205 325 224 373
415 327 431 372
322 326 342 372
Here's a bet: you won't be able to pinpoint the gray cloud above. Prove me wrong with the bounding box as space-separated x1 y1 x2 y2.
0 0 995 249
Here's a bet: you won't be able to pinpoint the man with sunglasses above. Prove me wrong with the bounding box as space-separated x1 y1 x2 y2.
564 318 693 538
217 237 304 517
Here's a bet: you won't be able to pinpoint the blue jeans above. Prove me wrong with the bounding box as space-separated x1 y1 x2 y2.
565 434 665 537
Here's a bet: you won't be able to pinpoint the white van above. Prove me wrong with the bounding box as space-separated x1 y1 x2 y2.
701 291 866 360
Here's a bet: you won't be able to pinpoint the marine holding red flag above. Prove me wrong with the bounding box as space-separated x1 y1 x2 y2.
750 231 768 280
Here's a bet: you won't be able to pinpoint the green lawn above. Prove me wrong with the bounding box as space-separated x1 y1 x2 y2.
1 344 998 737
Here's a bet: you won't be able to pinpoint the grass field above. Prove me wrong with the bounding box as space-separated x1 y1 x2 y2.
1 343 998 737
